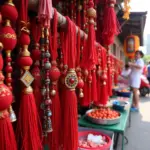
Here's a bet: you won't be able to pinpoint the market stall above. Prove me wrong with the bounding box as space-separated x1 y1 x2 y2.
0 0 129 150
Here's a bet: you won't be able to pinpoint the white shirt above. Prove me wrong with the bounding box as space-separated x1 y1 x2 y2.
121 68 131 78
129 58 144 88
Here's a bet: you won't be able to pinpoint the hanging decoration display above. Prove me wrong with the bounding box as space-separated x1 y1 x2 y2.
102 0 121 46
47 9 61 150
0 0 18 122
124 35 140 59
60 17 78 150
38 0 53 135
16 0 42 149
123 0 131 20
0 42 17 150
0 0 126 149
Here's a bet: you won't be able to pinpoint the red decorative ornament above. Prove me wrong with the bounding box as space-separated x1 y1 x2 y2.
0 82 13 110
1 0 18 22
19 29 30 45
18 56 33 68
49 62 61 82
0 21 17 50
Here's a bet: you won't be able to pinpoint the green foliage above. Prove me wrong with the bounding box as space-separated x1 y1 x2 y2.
143 55 150 64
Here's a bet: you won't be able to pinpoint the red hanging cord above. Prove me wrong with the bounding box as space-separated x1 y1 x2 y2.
47 9 61 150
61 17 78 150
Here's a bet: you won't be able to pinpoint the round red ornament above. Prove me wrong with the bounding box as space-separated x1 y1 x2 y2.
77 78 84 88
49 64 61 82
19 30 30 45
0 24 17 50
17 56 33 67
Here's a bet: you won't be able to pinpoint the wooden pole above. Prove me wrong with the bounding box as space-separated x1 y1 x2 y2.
28 0 99 46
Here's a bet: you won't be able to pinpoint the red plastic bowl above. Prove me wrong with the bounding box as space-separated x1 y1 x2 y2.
78 131 112 150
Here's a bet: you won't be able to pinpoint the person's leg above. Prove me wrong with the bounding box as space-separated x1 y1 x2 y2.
132 88 139 108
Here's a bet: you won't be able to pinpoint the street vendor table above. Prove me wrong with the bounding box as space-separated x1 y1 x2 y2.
78 95 132 150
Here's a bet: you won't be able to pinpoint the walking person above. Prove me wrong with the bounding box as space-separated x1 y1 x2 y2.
128 50 144 112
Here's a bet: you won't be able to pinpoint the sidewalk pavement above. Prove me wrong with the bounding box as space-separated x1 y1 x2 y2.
117 96 150 150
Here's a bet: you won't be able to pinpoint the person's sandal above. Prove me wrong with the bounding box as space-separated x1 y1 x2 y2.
130 107 139 112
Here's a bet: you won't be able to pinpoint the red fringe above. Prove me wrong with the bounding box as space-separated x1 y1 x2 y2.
96 76 101 105
62 89 78 150
91 70 98 103
0 117 17 150
80 81 91 107
16 92 43 150
107 67 112 96
102 5 120 45
47 85 61 150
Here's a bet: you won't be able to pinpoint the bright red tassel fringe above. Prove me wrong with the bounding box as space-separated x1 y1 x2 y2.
62 89 78 150
47 85 61 150
0 116 17 150
91 69 98 103
16 92 43 150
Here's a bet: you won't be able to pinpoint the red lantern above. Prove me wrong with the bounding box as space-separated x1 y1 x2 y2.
0 13 2 24
1 1 18 22
0 21 17 50
124 35 140 59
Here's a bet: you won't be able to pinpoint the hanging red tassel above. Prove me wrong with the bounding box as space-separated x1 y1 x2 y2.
0 47 17 150
107 52 113 96
47 9 61 150
30 19 42 114
0 111 17 150
91 67 98 103
100 48 108 105
102 0 121 46
60 17 78 150
16 0 43 149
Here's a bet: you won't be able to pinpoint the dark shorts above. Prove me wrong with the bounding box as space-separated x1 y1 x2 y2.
147 77 150 83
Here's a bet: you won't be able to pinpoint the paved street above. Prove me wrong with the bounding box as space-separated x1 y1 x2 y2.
117 96 150 150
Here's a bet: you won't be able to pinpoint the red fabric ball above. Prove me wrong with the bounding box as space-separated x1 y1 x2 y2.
49 65 61 82
5 57 12 62
1 4 18 22
0 83 13 110
0 54 4 70
0 26 17 50
18 56 33 67
77 78 84 88
19 31 30 45
31 49 41 61
5 66 12 73
5 77 12 83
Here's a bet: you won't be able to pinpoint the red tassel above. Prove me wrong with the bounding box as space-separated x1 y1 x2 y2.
16 89 43 150
100 49 108 105
62 89 78 150
60 17 78 150
47 85 61 150
91 68 98 103
102 0 120 45
31 65 42 115
47 9 61 150
0 113 17 150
